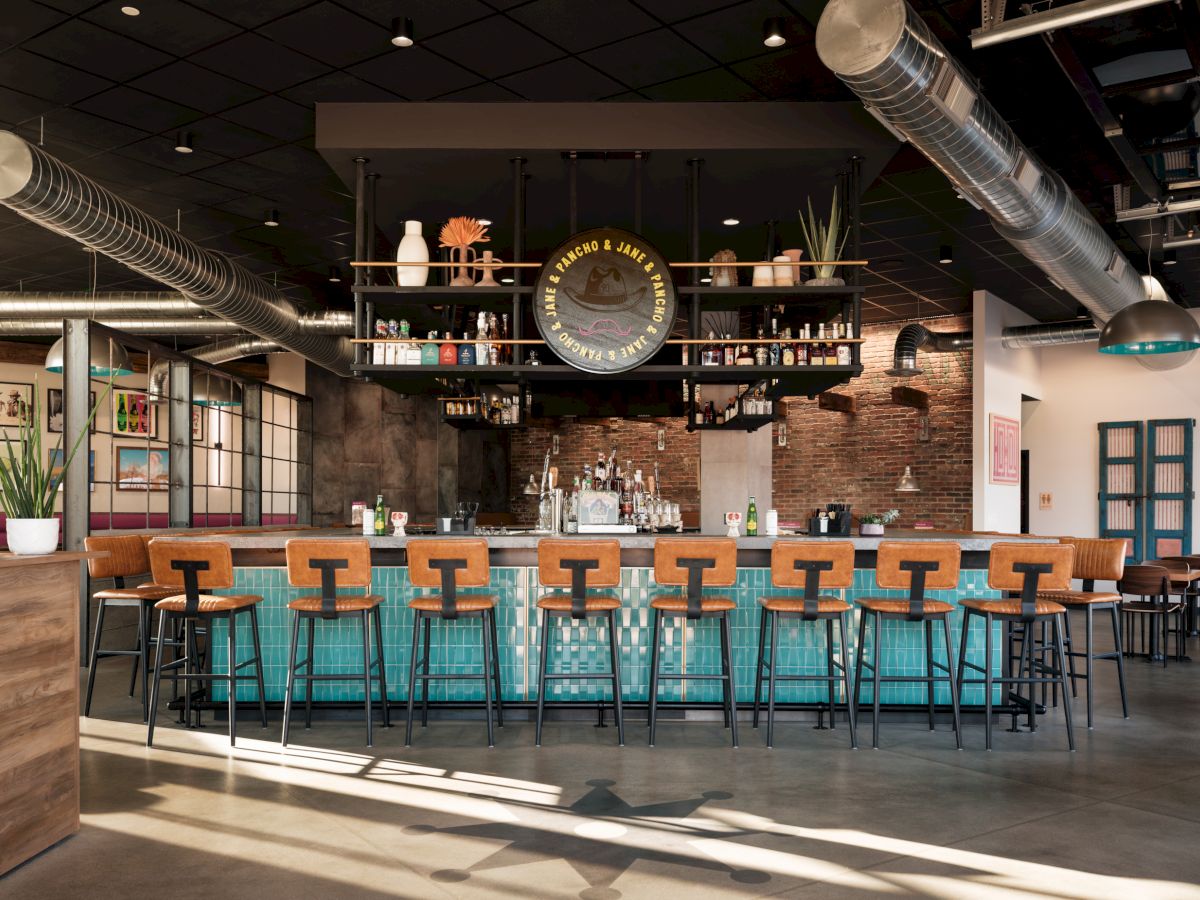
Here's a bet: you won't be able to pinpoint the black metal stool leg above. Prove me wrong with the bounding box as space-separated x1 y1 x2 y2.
1111 604 1129 718
404 614 421 747
839 613 857 749
373 606 390 728
718 611 731 730
752 608 767 728
304 617 315 729
943 615 962 750
129 604 142 697
139 603 152 722
489 608 504 728
535 609 550 747
984 612 994 751
282 613 301 747
481 610 496 748
1052 615 1075 751
84 599 108 717
647 610 662 747
853 609 868 743
722 612 738 748
924 619 935 731
361 610 373 747
146 610 168 748
421 616 431 727
871 613 882 749
1084 605 1095 729
1063 610 1079 697
607 609 625 747
227 612 238 747
826 618 837 730
248 605 268 728
765 611 779 748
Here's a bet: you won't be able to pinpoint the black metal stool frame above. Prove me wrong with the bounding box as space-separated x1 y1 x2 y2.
282 557 390 747
1058 581 1129 729
956 562 1075 751
853 560 963 750
146 559 268 748
648 557 738 748
535 558 625 747
405 558 503 748
752 559 858 750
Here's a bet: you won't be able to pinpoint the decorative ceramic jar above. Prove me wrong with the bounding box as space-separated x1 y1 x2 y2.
395 220 429 287
6 518 60 555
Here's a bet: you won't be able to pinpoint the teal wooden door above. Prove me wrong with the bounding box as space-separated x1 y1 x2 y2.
1098 421 1143 562
1147 418 1195 558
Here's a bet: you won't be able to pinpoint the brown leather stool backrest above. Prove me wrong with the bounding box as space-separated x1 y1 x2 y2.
771 540 854 589
1060 537 1125 584
988 543 1074 593
148 540 235 590
538 539 621 589
407 538 490 588
1118 564 1171 597
875 541 962 590
1144 557 1190 576
285 539 372 588
653 538 737 587
84 534 151 581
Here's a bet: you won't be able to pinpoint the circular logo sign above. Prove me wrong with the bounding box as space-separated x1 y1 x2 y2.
534 227 677 374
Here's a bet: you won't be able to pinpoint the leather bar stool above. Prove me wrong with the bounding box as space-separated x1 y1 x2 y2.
753 540 857 749
1143 558 1195 661
854 541 964 750
145 540 269 747
1163 555 1200 636
957 542 1076 751
282 539 389 747
647 538 739 748
1118 564 1185 665
405 538 503 748
1036 537 1129 727
82 534 177 722
534 539 625 747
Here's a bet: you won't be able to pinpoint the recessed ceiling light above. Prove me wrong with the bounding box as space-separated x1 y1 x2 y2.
723 217 739 226
763 17 786 48
328 266 342 282
938 244 953 265
700 276 712 283
391 16 414 48
174 131 193 154
264 209 279 227
1164 249 1177 266
478 218 492 226
501 276 514 284
120 5 140 16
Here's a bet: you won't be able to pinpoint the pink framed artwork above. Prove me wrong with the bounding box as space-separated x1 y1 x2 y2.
990 414 1021 485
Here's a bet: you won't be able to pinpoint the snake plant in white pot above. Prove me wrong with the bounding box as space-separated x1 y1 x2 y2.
799 187 849 286
1 381 108 555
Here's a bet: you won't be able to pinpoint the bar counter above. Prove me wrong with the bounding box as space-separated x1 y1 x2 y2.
161 529 1053 709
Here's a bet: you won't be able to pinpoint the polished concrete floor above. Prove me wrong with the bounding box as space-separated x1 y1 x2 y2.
5 625 1200 900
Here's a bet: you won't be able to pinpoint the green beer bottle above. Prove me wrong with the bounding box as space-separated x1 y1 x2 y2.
746 496 758 536
374 494 386 536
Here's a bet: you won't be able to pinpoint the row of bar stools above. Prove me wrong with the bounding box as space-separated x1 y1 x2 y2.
1118 564 1187 665
854 542 963 750
753 541 857 749
146 540 268 748
282 539 389 747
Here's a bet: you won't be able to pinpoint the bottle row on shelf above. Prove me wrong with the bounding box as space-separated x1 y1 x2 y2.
371 312 532 367
691 384 774 426
696 319 855 368
440 394 523 425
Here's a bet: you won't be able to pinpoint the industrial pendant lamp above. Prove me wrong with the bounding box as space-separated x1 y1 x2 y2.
1098 300 1200 356
193 377 242 407
895 465 921 492
391 16 414 47
44 333 133 377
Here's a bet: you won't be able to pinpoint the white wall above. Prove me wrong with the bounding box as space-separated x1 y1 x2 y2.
1024 309 1200 541
700 427 772 535
972 290 1041 533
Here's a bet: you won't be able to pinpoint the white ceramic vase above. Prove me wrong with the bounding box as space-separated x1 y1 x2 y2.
7 517 60 554
395 220 429 287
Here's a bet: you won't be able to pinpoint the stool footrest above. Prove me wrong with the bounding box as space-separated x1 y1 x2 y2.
543 672 619 680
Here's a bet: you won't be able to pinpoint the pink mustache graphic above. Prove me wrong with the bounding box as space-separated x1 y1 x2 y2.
577 319 633 337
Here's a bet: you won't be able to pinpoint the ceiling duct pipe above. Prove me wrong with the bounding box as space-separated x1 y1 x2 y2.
815 0 1191 371
148 336 282 402
887 323 973 376
1001 320 1102 349
0 317 252 337
0 131 353 376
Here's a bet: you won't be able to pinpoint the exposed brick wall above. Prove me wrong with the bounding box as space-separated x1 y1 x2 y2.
772 315 973 530
509 418 700 526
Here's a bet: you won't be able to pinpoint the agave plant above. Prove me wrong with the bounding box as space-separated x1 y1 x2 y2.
798 187 848 280
0 379 109 519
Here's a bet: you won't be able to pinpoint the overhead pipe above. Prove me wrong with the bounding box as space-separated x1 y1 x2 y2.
148 336 282 401
0 131 353 376
1001 320 1102 349
969 0 1174 50
816 0 1191 370
887 323 973 376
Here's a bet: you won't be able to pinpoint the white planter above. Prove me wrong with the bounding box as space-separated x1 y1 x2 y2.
7 517 60 555
807 276 845 287
859 523 885 536
395 220 429 287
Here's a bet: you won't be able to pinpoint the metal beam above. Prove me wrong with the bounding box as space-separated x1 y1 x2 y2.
1116 196 1200 222
1138 134 1200 155
241 384 262 527
971 0 1173 49
296 397 313 526
168 359 192 529
1101 68 1197 96
62 319 91 662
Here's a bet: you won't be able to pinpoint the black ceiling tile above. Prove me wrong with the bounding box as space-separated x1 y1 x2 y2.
76 86 206 134
71 153 177 190
219 96 313 141
507 0 658 53
24 19 174 82
347 48 479 100
282 70 401 105
192 159 290 193
117 136 227 175
183 0 316 28
580 30 711 89
119 187 197 220
259 2 390 67
628 0 740 23
25 106 150 152
336 0 496 37
186 117 286 158
83 0 241 56
601 90 649 101
191 33 332 93
181 206 254 239
0 49 114 103
730 43 848 100
150 174 240 208
641 66 762 101
33 0 103 12
436 81 522 101
673 0 797 65
130 61 262 114
424 15 562 79
240 142 328 179
1 2 67 51
0 85 55 127
498 57 624 100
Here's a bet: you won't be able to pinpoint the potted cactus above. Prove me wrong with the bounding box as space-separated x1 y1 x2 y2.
859 508 900 537
798 187 849 285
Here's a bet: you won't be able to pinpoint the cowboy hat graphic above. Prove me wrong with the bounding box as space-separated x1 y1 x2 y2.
563 265 646 313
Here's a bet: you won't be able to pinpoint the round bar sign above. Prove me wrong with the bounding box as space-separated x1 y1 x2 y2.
533 227 677 374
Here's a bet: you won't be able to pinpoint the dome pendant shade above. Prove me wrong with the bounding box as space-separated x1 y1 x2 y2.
44 333 134 376
1098 300 1200 355
895 465 921 492
193 377 242 407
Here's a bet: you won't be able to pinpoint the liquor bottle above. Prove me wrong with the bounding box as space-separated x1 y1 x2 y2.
582 465 593 491
374 494 386 536
117 393 127 432
607 448 618 490
402 321 421 365
723 334 735 366
826 330 838 365
567 476 580 533
781 327 796 366
796 332 809 365
769 317 780 366
837 323 852 365
754 327 768 366
476 311 490 366
736 343 754 365
440 331 457 365
595 452 607 486
458 331 476 365
702 332 720 366
486 312 499 365
385 319 399 365
421 331 439 365
620 464 633 523
694 384 705 425
373 319 387 365
500 313 511 364
746 496 758 536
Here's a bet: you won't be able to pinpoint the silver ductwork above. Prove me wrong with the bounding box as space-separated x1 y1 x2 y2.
887 323 973 376
1001 320 1102 349
816 0 1169 353
148 336 282 401
0 132 353 376
0 317 250 336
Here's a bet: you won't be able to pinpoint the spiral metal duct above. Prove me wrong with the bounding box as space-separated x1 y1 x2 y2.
1001 320 1102 349
148 336 282 401
887 323 973 375
0 131 353 375
815 0 1149 326
0 317 249 336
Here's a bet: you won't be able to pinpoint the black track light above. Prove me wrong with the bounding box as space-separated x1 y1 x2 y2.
328 265 342 282
391 16 414 48
264 209 279 227
939 243 953 265
174 131 193 154
1164 249 1177 266
763 17 786 48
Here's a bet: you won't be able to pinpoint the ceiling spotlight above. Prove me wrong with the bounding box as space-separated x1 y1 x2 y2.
762 17 786 48
938 244 953 265
1164 249 1178 266
700 276 712 283
328 266 342 283
391 16 414 48
174 131 193 154
120 5 140 16
722 217 740 226
264 209 279 227
500 276 514 284
478 218 492 226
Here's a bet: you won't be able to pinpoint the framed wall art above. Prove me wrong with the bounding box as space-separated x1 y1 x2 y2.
46 388 97 434
0 382 33 428
989 414 1021 485
113 390 155 437
114 446 169 491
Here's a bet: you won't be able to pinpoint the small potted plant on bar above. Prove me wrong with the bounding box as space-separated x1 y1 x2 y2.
1 382 107 555
798 187 848 286
859 508 899 537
